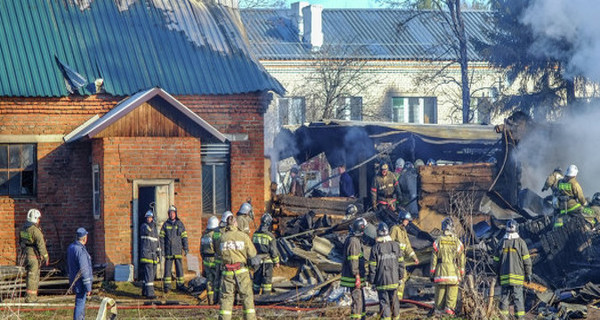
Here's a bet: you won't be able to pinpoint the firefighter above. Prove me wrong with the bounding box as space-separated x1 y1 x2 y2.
252 213 280 294
159 205 189 292
341 217 368 320
430 217 465 316
369 222 403 320
581 192 600 229
140 210 160 299
371 163 402 211
493 219 532 319
19 209 49 302
394 158 405 178
201 216 221 304
555 164 587 228
237 202 253 235
217 211 258 320
390 210 419 300
542 167 563 194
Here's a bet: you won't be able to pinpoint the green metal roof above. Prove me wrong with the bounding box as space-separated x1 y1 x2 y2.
0 0 284 97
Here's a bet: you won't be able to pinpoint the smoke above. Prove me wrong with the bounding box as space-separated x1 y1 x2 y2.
343 127 376 168
516 104 600 197
521 0 600 82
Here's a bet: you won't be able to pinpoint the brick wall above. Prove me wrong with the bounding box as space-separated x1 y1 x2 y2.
0 93 266 266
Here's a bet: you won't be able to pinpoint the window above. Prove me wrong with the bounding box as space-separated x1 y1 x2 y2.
391 97 437 124
471 97 492 124
202 144 230 215
0 144 36 196
278 97 305 125
92 164 101 220
335 97 363 120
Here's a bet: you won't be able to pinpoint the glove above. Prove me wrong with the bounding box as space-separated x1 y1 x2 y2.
526 275 533 283
355 275 361 289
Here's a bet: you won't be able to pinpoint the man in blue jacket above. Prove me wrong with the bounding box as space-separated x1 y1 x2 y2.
67 227 93 320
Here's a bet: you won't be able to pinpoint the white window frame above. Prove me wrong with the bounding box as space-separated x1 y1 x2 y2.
278 96 306 125
391 97 437 124
92 164 100 220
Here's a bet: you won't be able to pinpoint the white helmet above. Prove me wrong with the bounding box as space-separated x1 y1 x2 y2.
221 211 234 225
145 210 154 218
565 164 578 177
395 158 405 170
207 216 219 230
27 209 41 224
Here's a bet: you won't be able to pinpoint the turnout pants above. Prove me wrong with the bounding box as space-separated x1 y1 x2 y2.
252 261 274 294
350 286 366 319
203 258 219 304
379 289 400 320
25 254 40 300
141 262 157 297
499 285 525 319
434 283 459 315
219 267 256 320
396 270 407 300
163 258 184 291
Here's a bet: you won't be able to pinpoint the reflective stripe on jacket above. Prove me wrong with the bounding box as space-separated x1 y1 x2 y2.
557 178 587 213
368 235 403 290
371 173 402 206
252 226 280 264
430 232 465 285
493 233 532 286
19 222 49 262
217 226 257 265
390 224 416 261
140 221 160 264
341 235 366 288
160 218 188 258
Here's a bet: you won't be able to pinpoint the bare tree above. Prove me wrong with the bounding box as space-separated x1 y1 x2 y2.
238 0 285 8
295 45 382 122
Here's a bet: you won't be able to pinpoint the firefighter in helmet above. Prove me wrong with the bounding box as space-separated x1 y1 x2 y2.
369 222 404 320
252 213 280 294
581 192 600 229
201 216 221 304
542 167 563 194
160 205 189 292
430 217 465 316
217 211 258 320
371 163 402 211
493 219 532 319
341 217 368 320
236 202 253 235
390 210 419 301
19 209 49 302
140 210 160 299
555 164 587 228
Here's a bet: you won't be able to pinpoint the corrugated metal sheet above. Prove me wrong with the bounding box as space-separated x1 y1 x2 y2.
240 8 493 61
0 0 284 97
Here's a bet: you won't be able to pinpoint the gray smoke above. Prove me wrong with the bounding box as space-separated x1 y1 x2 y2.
521 0 600 82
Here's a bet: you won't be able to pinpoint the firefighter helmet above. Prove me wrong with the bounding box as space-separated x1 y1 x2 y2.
415 159 425 167
221 211 234 225
346 204 358 216
144 210 154 218
404 161 414 170
592 192 600 206
238 202 252 215
554 167 563 173
351 217 367 236
565 164 578 177
506 219 518 233
207 216 219 230
261 213 273 226
395 158 405 171
291 165 300 174
441 217 454 232
399 209 413 222
426 158 436 166
168 205 177 213
380 163 389 171
26 209 41 224
377 222 389 237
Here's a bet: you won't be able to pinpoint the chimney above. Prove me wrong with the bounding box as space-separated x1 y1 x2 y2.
302 4 323 50
291 2 309 40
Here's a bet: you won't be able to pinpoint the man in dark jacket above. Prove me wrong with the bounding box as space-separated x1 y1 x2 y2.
369 222 404 320
160 205 189 292
399 162 419 217
493 219 532 319
67 228 93 320
140 210 160 299
339 164 356 198
252 213 280 294
341 217 368 320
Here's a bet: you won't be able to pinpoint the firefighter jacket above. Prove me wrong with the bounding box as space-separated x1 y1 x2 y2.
160 218 189 259
252 225 280 264
236 215 252 235
581 205 600 227
67 240 93 293
341 235 367 288
557 177 587 214
371 172 402 208
543 171 563 194
390 224 416 263
19 222 48 263
430 231 465 285
217 226 257 266
493 232 532 286
368 235 404 290
201 228 223 267
140 221 160 264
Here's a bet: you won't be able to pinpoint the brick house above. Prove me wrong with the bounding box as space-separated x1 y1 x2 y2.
0 0 283 275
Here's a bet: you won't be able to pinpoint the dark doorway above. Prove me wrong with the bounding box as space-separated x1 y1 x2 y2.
137 186 155 279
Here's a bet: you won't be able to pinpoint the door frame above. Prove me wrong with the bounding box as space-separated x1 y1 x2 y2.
132 179 175 277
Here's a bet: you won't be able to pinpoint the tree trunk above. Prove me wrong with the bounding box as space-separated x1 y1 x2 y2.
454 0 471 123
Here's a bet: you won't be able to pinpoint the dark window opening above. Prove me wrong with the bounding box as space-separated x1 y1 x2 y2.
0 144 36 196
202 144 230 216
